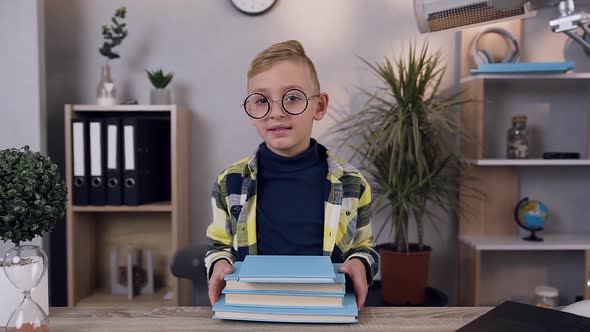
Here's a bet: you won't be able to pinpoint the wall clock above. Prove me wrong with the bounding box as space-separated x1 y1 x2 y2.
231 0 277 15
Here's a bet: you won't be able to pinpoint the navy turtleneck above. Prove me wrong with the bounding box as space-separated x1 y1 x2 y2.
256 139 328 256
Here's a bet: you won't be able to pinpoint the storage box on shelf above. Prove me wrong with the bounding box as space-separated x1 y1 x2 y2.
458 74 590 306
64 104 192 306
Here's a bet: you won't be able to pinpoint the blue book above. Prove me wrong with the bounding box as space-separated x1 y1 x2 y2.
222 288 344 308
212 293 358 323
225 262 345 294
471 61 575 74
237 255 336 283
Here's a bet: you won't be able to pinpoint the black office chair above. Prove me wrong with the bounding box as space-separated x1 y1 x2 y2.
169 244 209 305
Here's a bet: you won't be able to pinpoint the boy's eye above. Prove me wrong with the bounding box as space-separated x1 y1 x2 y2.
254 97 268 105
284 95 302 103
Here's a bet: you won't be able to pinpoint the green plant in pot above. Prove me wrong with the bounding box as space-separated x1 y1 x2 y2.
97 6 128 106
146 69 174 105
0 146 67 330
334 43 469 305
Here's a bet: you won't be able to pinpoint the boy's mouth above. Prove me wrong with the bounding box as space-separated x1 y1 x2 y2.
268 125 292 133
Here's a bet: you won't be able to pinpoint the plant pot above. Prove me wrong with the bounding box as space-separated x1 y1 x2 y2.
150 88 171 105
379 244 432 305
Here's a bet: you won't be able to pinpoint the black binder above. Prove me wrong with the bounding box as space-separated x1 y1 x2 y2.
71 119 89 205
89 118 107 205
457 301 590 332
122 117 171 206
106 117 123 205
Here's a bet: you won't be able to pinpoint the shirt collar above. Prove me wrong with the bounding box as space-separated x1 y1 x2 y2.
244 141 353 180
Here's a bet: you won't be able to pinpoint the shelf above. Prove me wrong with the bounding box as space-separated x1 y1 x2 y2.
467 159 590 166
71 201 172 212
461 72 590 83
71 105 176 112
459 234 590 251
76 288 173 307
65 105 192 306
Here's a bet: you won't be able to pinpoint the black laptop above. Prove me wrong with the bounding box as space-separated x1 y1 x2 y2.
457 301 590 332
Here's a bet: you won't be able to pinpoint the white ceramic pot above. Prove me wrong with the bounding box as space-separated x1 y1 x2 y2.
150 88 171 105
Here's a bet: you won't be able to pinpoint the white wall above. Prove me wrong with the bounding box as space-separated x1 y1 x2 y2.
0 0 49 322
44 0 462 304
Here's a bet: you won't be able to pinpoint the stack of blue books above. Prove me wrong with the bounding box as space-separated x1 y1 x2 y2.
212 255 358 323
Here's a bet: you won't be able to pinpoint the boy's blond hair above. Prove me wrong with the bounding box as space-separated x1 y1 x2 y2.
248 40 320 92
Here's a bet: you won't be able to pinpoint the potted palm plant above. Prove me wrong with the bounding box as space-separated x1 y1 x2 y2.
334 43 469 305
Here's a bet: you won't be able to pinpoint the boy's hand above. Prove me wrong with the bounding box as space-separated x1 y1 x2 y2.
339 258 368 310
208 259 233 306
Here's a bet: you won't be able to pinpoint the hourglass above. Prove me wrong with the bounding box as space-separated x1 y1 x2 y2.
2 245 49 332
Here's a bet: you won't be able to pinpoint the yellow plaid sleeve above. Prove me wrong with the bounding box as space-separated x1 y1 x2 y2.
204 178 236 278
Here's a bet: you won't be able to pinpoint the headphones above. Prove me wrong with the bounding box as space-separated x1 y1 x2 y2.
470 27 520 66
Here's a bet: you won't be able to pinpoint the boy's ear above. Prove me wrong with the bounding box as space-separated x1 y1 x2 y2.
313 93 329 121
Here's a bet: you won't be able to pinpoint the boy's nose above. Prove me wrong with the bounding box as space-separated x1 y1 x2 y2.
268 100 286 118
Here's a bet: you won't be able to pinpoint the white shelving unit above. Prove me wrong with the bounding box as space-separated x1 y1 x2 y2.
467 159 590 166
460 234 590 251
458 72 590 306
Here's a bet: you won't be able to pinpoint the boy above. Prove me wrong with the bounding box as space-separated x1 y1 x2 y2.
205 40 379 310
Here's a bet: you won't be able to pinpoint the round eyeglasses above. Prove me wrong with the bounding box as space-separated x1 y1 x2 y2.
242 88 320 119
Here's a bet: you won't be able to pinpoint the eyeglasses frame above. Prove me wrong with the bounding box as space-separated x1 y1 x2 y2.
242 88 320 119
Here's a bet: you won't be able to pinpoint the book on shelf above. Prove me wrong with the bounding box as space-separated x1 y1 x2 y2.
213 293 358 323
236 255 336 283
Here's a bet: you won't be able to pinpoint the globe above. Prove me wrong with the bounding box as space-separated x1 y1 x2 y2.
514 197 548 242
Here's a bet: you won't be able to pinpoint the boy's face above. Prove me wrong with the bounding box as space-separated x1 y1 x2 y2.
247 60 328 157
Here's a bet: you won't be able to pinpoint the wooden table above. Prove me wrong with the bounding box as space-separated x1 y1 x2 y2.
41 306 491 331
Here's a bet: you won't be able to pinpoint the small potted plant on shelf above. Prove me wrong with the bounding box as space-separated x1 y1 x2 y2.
146 69 174 105
0 146 67 330
97 6 128 106
333 43 471 305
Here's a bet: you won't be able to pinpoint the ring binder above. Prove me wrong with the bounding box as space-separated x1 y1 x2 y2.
72 119 90 205
106 117 123 205
89 119 107 205
122 117 171 205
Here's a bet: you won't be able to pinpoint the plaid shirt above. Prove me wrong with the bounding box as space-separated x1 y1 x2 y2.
205 144 380 284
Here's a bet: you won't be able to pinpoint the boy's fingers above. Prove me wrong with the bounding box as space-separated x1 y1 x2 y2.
355 283 367 310
208 288 217 306
356 286 367 310
339 262 352 274
208 261 233 307
209 275 225 306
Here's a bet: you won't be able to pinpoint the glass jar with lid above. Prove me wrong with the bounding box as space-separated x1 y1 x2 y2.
507 115 529 159
534 285 558 308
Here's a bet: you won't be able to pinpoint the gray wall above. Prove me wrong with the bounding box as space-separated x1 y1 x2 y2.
0 0 49 317
0 0 46 152
44 0 462 304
